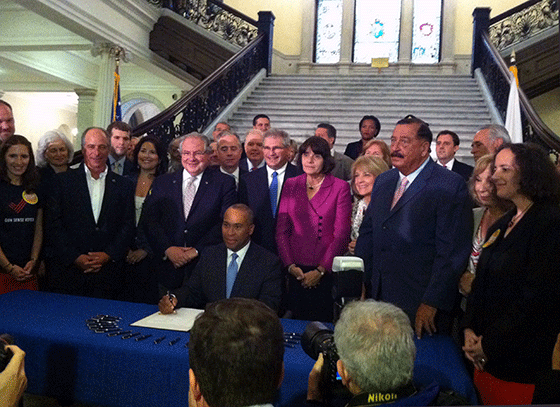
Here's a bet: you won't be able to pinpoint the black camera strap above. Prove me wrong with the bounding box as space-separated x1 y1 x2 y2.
346 382 417 407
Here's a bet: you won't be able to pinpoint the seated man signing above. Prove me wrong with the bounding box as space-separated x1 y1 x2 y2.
159 204 282 312
188 298 284 407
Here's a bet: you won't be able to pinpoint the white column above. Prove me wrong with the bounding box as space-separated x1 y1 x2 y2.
299 0 316 73
75 88 97 150
94 51 115 128
440 0 456 73
338 0 356 74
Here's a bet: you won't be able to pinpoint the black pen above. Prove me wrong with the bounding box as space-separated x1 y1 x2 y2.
122 332 141 339
108 330 130 337
169 337 181 345
154 336 166 344
136 334 152 342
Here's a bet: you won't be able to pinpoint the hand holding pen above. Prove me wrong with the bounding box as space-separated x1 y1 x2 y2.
158 291 178 314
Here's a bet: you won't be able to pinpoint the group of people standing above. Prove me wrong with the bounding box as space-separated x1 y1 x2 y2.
2 94 560 404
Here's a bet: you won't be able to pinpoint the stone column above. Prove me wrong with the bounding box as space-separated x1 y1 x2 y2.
440 0 456 74
298 0 316 73
94 51 115 128
74 88 97 149
398 0 413 74
338 0 356 74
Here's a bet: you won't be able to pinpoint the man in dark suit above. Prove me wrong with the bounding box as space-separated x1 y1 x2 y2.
238 129 299 254
315 123 354 181
356 116 472 338
158 204 282 312
344 115 381 159
435 130 473 182
47 127 135 299
216 131 246 190
144 132 237 291
106 121 133 176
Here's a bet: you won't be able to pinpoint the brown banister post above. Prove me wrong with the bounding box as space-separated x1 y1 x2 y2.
258 11 275 75
471 7 491 76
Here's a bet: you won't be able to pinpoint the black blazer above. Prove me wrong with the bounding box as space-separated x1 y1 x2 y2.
238 163 300 254
463 202 560 383
174 242 282 311
343 140 362 160
451 159 474 182
47 164 135 291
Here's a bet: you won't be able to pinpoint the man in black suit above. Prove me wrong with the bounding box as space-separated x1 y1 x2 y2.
144 132 237 291
158 204 282 312
238 129 299 254
239 129 265 172
216 131 246 189
106 121 133 176
47 127 135 299
435 130 473 182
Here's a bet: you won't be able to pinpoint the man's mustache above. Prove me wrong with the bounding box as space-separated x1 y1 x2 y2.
391 152 404 158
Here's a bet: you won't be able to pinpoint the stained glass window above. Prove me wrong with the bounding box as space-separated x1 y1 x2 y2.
353 0 401 63
412 0 442 63
315 0 343 63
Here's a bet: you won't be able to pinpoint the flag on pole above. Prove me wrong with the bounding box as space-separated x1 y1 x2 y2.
505 53 522 143
111 61 122 122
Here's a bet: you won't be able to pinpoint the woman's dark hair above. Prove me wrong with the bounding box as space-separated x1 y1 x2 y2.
496 142 560 204
132 136 167 176
0 134 39 192
297 136 335 174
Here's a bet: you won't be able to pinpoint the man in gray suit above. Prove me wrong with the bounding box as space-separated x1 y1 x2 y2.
158 204 282 312
315 123 354 181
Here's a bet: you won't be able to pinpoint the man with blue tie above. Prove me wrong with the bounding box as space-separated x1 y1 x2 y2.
356 116 472 338
158 204 282 312
238 129 300 254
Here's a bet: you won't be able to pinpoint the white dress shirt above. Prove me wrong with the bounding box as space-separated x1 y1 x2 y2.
84 165 108 223
266 163 288 208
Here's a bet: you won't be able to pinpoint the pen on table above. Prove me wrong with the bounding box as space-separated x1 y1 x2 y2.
136 334 152 342
154 336 166 344
108 330 131 337
169 337 181 346
122 332 141 339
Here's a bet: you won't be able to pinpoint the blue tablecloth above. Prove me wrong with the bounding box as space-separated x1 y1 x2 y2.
0 290 477 406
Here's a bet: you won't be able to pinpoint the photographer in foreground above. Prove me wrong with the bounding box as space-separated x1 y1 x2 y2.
0 340 27 407
306 300 468 406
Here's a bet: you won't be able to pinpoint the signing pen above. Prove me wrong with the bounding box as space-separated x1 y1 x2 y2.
154 336 166 344
169 337 181 346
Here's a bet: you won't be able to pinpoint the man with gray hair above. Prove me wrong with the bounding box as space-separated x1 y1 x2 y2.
240 129 265 172
239 129 300 254
144 132 237 290
471 124 511 162
306 300 468 406
216 131 245 188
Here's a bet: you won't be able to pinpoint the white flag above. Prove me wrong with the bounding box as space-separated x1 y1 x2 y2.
505 71 523 143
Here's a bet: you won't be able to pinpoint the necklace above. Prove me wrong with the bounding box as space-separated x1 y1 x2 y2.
508 202 533 229
306 175 325 190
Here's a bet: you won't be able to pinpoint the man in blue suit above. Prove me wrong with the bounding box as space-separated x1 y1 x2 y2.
356 116 472 338
144 133 237 291
238 129 299 254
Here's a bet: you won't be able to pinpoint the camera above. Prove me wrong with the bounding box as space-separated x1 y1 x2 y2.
301 322 348 400
0 334 15 372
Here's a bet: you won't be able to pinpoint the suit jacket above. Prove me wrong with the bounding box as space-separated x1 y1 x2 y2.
238 163 300 254
275 173 352 271
451 159 474 182
331 151 354 181
463 202 560 382
355 158 472 319
107 158 134 177
173 242 282 311
343 140 362 160
144 167 237 288
47 164 135 293
239 157 264 172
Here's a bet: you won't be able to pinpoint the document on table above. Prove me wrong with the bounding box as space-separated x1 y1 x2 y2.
130 308 204 332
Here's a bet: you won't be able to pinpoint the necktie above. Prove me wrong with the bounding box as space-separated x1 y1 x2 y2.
112 161 122 175
391 177 409 209
270 171 278 217
183 176 196 220
226 252 238 298
251 166 258 171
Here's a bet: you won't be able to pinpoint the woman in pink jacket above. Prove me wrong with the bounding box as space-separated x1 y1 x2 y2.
276 136 352 322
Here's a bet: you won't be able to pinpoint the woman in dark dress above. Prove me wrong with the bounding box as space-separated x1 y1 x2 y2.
123 136 166 303
462 143 560 405
0 135 42 294
36 129 74 196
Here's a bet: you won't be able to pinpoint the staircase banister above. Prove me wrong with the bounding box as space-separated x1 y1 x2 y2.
489 0 544 24
481 30 560 151
132 33 265 137
206 0 258 26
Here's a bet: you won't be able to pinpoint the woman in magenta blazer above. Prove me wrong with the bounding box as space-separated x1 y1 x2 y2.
276 136 352 322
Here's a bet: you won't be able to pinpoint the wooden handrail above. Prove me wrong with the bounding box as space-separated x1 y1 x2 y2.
132 33 265 137
481 31 560 151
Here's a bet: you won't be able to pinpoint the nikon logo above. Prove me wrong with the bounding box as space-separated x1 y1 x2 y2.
367 393 398 403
